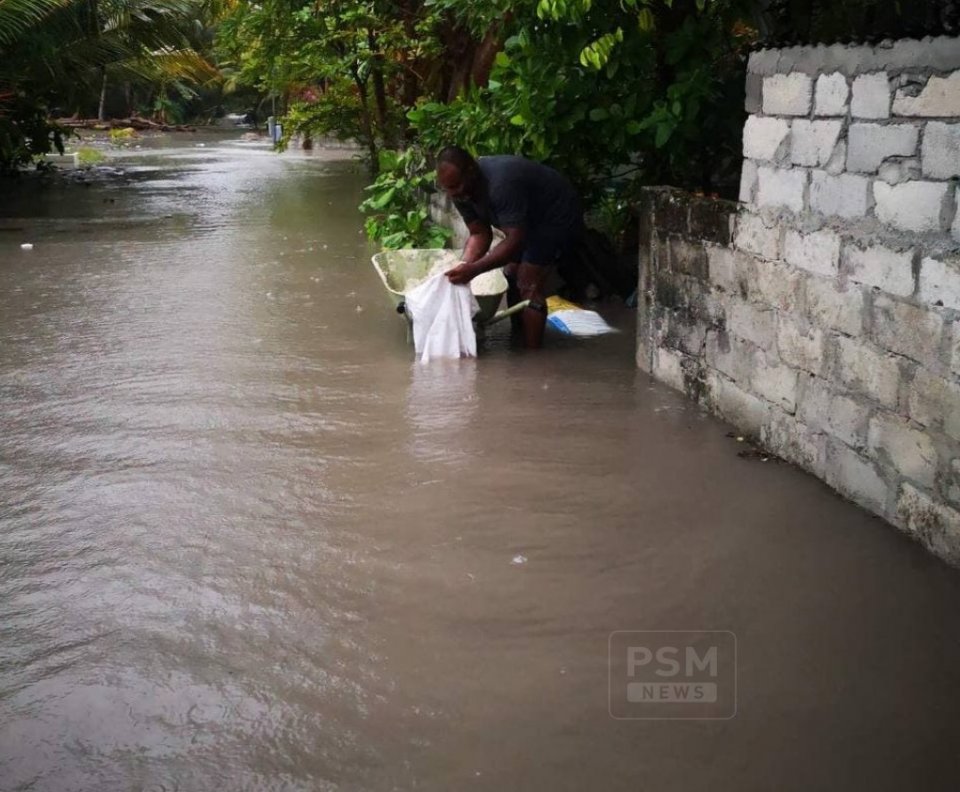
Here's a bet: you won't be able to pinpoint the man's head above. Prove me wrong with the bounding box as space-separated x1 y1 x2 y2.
436 146 480 201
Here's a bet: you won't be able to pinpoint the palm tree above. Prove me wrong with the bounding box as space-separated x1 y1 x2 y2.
0 0 218 170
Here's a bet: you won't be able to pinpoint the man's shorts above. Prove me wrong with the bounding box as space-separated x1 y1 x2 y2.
520 220 583 266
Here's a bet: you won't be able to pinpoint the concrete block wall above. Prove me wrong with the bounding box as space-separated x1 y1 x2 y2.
638 36 960 566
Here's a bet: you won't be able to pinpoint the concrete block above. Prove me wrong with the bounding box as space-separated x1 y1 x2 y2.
744 73 762 115
868 412 937 488
824 140 847 176
825 438 888 514
743 116 791 161
739 159 758 204
761 411 827 474
954 187 960 243
907 367 960 442
896 483 960 565
833 335 900 410
763 73 812 116
953 331 960 379
847 123 919 173
654 347 687 392
809 171 870 219
843 243 915 297
871 293 946 364
705 330 757 386
708 246 737 292
919 255 960 310
668 237 708 279
877 158 921 185
851 72 891 119
706 370 772 438
689 198 733 244
948 459 960 509
709 247 756 296
757 166 807 213
662 309 710 358
777 317 825 375
751 361 800 413
815 72 849 116
790 120 843 167
734 212 780 260
654 195 690 235
873 181 951 233
797 375 871 449
749 259 804 313
784 228 841 278
747 49 779 77
748 39 960 80
892 71 960 117
727 300 777 349
921 122 960 179
804 275 864 336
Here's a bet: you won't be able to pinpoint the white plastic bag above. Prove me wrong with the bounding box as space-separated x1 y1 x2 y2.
404 274 479 362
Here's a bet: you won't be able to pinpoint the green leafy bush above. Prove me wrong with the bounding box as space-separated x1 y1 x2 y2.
359 148 452 250
0 94 66 173
411 0 753 202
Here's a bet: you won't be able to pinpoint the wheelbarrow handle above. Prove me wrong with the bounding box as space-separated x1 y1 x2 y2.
482 300 530 327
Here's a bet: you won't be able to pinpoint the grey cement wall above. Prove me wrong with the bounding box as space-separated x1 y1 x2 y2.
429 193 471 248
638 36 960 566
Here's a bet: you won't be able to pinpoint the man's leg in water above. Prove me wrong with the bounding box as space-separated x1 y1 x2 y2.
515 262 551 349
504 262 523 333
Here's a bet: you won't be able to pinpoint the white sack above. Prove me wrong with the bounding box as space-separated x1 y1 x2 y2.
404 274 479 363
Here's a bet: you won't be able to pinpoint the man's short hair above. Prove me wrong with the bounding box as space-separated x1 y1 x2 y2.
436 145 476 173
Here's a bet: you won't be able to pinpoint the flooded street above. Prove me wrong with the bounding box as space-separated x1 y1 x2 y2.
3 136 960 791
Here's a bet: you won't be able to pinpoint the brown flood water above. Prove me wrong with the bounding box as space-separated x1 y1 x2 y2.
2 135 960 792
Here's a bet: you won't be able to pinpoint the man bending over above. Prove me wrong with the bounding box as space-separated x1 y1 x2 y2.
436 146 583 349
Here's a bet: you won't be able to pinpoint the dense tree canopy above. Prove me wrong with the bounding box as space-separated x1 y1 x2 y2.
0 0 218 170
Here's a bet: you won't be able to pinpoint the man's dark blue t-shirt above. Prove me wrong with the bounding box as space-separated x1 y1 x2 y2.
452 156 581 232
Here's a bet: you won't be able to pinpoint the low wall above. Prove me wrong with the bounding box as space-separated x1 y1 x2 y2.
430 193 470 248
638 36 960 565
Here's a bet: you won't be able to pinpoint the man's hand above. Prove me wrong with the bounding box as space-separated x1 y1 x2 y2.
445 260 479 285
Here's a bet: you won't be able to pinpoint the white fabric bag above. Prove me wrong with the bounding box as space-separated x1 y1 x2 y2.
404 274 479 362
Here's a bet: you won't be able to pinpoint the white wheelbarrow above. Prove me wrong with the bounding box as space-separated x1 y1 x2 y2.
371 249 529 333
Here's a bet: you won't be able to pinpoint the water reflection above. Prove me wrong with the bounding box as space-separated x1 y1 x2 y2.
405 359 478 464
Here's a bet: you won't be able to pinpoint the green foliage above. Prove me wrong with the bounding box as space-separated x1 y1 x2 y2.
75 146 106 164
216 0 445 167
0 93 66 173
359 147 451 249
586 188 632 250
279 87 365 151
109 127 137 142
0 0 217 170
410 0 754 200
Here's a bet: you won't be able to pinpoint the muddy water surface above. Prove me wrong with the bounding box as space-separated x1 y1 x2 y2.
2 136 960 791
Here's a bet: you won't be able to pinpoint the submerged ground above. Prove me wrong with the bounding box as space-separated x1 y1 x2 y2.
2 135 960 791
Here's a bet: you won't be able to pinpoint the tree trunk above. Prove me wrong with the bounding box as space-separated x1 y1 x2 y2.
351 65 379 174
367 29 392 147
471 14 512 88
398 0 421 141
98 68 107 122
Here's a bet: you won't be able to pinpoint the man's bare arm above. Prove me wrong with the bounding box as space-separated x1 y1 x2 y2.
468 226 524 274
460 220 493 265
447 225 525 285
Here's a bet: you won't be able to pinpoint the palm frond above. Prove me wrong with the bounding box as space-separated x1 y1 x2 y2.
0 0 77 48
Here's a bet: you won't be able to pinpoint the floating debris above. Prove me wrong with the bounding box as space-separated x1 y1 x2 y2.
20 243 33 250
511 555 527 565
